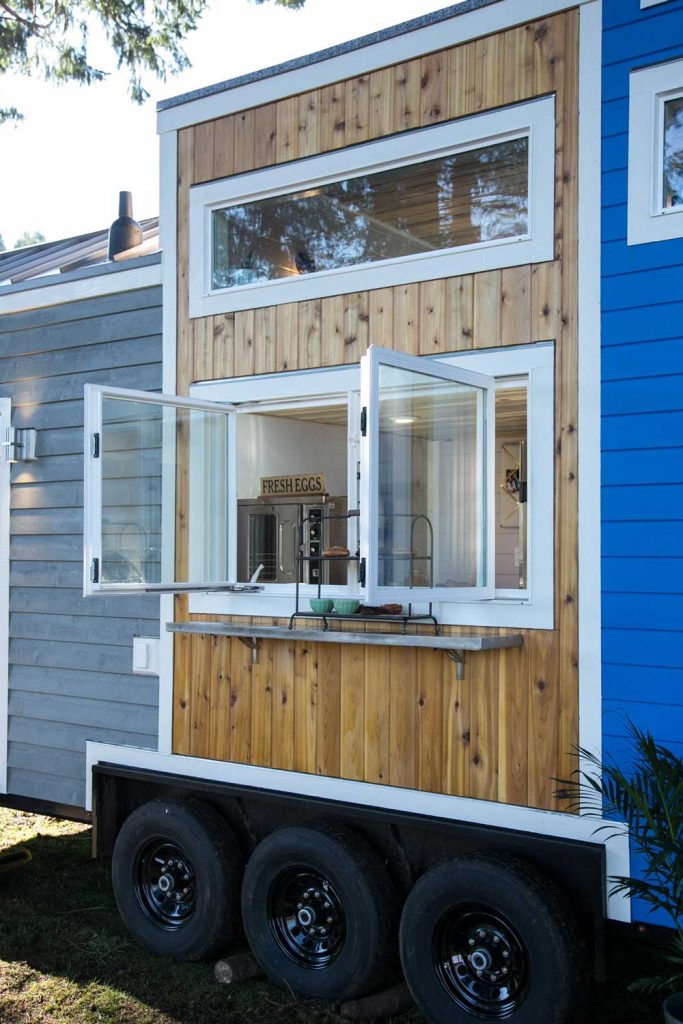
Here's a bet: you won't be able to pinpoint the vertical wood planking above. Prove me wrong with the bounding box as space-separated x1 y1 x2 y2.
418 280 447 355
393 61 421 131
389 647 418 788
271 637 295 770
233 109 256 174
254 306 277 375
172 11 581 814
253 104 278 169
445 276 474 349
364 646 390 784
340 644 365 781
276 304 298 372
229 635 253 764
369 68 395 139
344 75 370 145
213 115 236 179
473 271 502 347
393 284 420 355
298 299 322 370
316 643 341 777
420 51 448 124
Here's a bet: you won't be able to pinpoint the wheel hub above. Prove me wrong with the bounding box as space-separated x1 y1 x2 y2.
434 904 528 1019
135 841 197 930
268 868 346 969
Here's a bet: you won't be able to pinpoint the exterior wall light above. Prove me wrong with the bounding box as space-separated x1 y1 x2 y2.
2 427 37 464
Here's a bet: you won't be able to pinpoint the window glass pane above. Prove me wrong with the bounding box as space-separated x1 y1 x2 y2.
495 386 527 590
211 137 529 290
376 365 485 591
235 401 352 585
664 97 683 209
100 398 229 586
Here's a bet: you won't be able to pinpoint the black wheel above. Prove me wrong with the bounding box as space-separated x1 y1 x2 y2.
112 797 243 961
399 855 585 1024
241 823 397 1000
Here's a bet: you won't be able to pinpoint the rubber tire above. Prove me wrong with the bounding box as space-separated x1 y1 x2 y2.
399 854 586 1024
112 797 243 961
241 823 397 1000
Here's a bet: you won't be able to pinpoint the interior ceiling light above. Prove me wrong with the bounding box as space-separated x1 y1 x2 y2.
393 416 416 425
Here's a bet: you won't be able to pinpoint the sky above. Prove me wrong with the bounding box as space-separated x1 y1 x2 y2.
0 0 458 248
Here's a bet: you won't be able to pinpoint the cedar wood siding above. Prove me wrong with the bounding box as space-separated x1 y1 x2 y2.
0 280 161 809
172 9 581 812
601 3 683 770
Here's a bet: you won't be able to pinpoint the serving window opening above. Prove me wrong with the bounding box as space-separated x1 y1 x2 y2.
235 399 353 587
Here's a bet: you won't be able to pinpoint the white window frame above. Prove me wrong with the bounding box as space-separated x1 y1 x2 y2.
188 97 556 317
189 342 554 629
640 1 671 8
628 57 683 245
83 383 237 595
359 345 495 605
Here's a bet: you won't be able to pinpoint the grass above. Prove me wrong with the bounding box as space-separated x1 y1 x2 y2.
0 806 667 1024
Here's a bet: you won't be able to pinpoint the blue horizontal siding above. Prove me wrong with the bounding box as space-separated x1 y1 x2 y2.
601 0 683 928
601 521 683 557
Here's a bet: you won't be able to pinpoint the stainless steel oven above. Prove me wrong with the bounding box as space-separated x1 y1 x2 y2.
237 496 348 585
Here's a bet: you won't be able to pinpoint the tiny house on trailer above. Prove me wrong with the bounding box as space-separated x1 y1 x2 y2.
0 222 162 816
50 1 637 1021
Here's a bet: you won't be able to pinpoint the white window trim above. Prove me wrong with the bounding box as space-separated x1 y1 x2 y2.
628 57 683 245
359 345 496 605
189 343 554 630
83 383 236 596
641 0 670 8
188 97 556 317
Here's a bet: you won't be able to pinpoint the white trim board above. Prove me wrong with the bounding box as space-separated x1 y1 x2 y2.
85 740 631 922
0 399 11 794
159 130 178 753
157 0 595 135
0 262 161 316
577 1 603 796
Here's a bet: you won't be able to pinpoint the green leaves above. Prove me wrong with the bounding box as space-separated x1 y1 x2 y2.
560 721 683 994
0 0 306 115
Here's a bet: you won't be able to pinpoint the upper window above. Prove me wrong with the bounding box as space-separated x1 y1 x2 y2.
189 97 556 316
628 58 683 244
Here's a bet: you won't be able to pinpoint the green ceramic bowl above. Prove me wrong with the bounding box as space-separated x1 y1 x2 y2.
333 599 360 615
310 598 333 614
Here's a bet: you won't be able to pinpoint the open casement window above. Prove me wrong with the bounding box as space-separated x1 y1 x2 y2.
359 346 495 605
83 384 237 595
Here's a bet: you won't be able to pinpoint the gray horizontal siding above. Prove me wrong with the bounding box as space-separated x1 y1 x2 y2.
0 280 162 811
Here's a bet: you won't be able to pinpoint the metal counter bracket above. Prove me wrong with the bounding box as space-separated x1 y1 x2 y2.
446 650 465 681
167 622 523 681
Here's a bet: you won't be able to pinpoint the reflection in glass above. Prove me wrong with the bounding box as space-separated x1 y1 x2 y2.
376 365 485 591
212 137 529 290
100 398 229 587
664 97 683 209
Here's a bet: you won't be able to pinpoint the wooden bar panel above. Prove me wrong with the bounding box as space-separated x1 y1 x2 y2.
174 11 582 814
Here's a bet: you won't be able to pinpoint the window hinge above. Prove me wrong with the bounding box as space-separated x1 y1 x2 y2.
360 407 367 437
93 432 100 458
92 557 100 584
359 557 366 587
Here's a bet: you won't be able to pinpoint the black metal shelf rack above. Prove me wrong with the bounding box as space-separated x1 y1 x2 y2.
288 509 439 635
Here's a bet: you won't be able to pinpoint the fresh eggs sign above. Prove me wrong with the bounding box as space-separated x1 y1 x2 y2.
260 473 326 497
